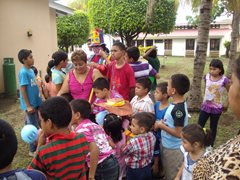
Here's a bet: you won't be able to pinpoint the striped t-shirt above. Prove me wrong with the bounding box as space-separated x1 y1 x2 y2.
28 132 89 180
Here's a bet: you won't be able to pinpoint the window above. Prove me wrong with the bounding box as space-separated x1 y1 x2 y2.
186 39 195 50
137 40 144 46
164 39 172 50
155 39 163 43
210 39 220 51
146 40 153 46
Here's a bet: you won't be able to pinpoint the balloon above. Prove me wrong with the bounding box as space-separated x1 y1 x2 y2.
96 110 109 125
21 124 38 143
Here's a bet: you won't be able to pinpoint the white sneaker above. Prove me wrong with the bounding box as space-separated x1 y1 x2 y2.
29 151 36 157
206 146 213 153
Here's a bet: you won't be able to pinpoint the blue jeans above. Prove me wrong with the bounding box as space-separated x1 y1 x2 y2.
25 110 39 152
95 155 119 180
126 165 152 180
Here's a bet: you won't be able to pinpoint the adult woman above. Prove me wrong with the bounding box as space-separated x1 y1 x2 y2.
58 49 102 102
192 56 240 179
47 51 68 94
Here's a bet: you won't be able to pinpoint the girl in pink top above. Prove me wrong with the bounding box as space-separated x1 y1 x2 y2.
57 50 103 102
103 113 127 180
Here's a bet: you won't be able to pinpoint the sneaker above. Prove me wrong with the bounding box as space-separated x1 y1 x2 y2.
206 146 213 153
29 151 36 157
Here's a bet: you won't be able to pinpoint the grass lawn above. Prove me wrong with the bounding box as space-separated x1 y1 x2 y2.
0 56 239 169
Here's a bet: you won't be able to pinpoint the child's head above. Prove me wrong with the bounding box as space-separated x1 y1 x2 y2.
111 42 126 61
0 119 18 170
18 49 33 65
103 113 123 143
130 112 155 135
181 124 212 152
209 59 224 76
70 99 91 124
135 78 152 97
145 47 157 58
48 51 68 69
155 82 169 101
168 74 190 96
126 46 140 62
229 56 240 118
92 77 110 99
61 93 73 102
39 97 72 135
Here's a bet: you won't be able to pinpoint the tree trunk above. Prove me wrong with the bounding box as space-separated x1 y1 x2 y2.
226 11 240 78
187 0 212 111
125 35 135 47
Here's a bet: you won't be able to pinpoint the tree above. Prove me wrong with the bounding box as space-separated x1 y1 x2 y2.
88 0 176 47
69 0 88 12
57 11 90 52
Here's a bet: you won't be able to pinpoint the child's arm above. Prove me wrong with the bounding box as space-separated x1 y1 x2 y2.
89 142 99 180
143 45 157 60
20 85 34 113
129 87 135 101
155 120 182 138
174 162 184 180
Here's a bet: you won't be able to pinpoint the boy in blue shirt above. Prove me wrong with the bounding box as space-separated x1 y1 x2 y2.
154 74 190 180
18 49 42 156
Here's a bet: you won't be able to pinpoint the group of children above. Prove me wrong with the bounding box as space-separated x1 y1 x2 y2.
0 39 235 180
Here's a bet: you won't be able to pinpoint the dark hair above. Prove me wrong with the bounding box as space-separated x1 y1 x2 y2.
136 78 152 93
70 99 91 119
0 119 18 169
31 66 38 76
61 93 73 102
145 48 157 58
126 46 140 61
101 44 110 54
182 124 212 147
48 51 68 69
71 50 87 63
132 112 155 132
18 49 32 64
234 56 240 80
93 77 110 90
39 97 72 128
156 82 168 94
209 59 224 75
45 74 51 83
171 74 190 95
103 113 124 143
112 42 126 51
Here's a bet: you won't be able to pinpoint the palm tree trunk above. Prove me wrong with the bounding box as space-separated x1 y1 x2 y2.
226 10 240 77
187 0 212 111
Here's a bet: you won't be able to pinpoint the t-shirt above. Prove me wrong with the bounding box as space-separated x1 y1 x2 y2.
18 66 42 110
107 61 135 100
130 95 154 115
75 119 113 166
161 101 188 149
28 132 88 180
51 68 65 85
0 169 46 180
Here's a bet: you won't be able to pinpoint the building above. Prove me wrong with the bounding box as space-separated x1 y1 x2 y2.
135 19 233 57
0 0 73 94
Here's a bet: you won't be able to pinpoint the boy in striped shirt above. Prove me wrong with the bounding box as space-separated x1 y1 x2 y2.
28 97 89 180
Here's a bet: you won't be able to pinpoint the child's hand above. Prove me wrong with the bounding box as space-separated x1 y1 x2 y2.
89 62 98 68
27 106 35 113
37 130 46 147
154 120 164 130
99 50 108 59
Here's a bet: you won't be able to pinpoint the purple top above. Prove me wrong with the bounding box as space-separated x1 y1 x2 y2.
201 73 230 114
69 68 94 101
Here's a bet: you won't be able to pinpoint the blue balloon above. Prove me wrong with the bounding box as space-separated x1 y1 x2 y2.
96 110 109 125
21 124 38 143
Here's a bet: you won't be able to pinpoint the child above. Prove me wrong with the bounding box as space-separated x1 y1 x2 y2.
130 78 154 114
92 42 136 101
70 99 119 180
28 97 89 180
47 51 68 94
44 73 57 98
92 77 122 115
0 119 47 179
154 73 190 180
175 124 212 180
18 49 42 156
123 112 156 179
152 82 170 176
103 113 127 180
198 59 230 146
126 46 160 80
